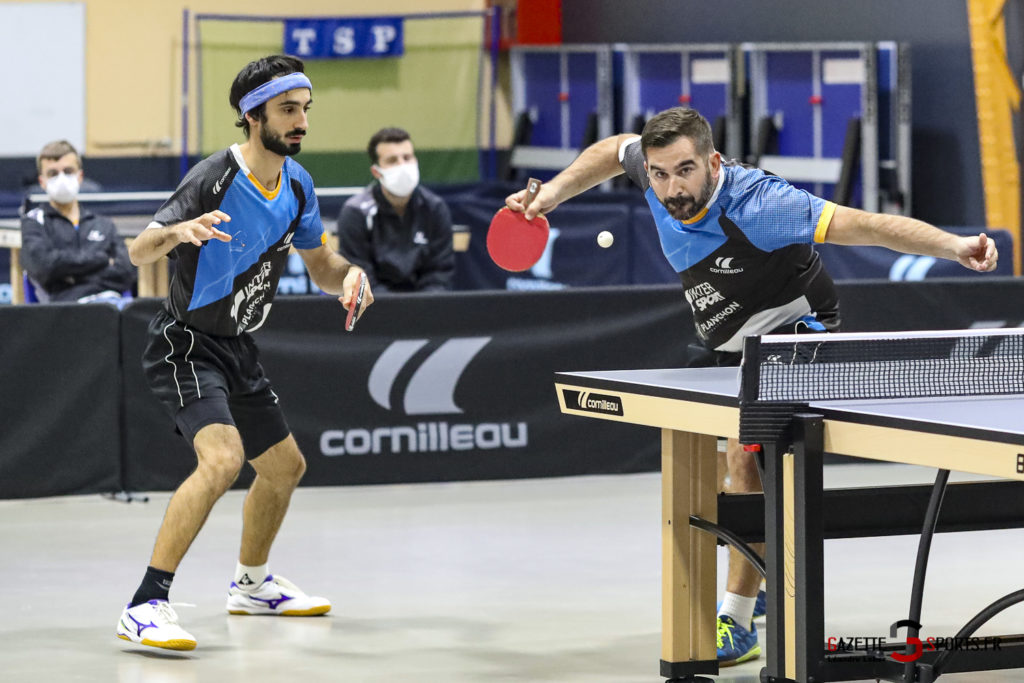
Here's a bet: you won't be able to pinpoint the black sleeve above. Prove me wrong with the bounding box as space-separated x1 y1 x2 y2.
336 203 385 291
619 137 651 191
20 215 108 289
152 159 220 261
415 199 454 292
153 160 210 227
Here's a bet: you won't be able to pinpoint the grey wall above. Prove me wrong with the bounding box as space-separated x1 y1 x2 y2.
562 0 1022 228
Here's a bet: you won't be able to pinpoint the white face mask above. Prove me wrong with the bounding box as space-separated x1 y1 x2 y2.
45 172 80 204
376 161 419 198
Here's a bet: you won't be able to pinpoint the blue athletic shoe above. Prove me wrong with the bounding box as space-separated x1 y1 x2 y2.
754 589 766 619
717 615 761 666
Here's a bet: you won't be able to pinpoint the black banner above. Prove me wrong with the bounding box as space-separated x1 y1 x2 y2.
837 277 1024 331
121 288 695 491
4 278 1024 498
0 303 121 498
268 288 694 486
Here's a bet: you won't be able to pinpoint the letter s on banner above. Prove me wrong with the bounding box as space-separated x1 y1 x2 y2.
333 26 356 55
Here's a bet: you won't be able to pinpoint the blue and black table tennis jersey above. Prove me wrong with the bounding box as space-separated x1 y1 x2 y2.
619 137 840 352
149 144 327 337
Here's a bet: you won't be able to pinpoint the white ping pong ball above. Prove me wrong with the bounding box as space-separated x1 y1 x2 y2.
597 230 614 248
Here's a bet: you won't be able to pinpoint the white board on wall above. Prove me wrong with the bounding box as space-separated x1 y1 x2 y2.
0 2 85 157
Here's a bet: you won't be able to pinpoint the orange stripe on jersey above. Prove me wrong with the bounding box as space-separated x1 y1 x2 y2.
681 205 710 225
814 201 837 243
247 171 283 200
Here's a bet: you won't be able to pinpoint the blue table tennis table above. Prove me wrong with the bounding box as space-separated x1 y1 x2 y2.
554 364 1024 682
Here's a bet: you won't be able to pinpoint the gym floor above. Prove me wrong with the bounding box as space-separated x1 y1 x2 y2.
2 465 1022 682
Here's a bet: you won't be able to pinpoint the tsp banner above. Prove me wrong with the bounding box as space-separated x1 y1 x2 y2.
284 17 404 59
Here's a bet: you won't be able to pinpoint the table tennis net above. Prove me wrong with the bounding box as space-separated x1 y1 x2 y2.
741 328 1024 404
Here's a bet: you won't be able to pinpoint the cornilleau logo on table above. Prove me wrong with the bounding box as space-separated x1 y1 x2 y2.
562 389 623 416
320 337 529 456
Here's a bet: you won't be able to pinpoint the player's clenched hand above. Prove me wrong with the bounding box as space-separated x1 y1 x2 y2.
505 184 560 221
955 233 998 272
174 211 233 247
339 267 374 314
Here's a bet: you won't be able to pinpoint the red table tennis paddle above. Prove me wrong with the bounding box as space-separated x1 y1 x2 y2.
487 177 550 272
345 271 368 332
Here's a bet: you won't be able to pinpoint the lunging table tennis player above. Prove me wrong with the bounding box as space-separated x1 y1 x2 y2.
505 106 997 666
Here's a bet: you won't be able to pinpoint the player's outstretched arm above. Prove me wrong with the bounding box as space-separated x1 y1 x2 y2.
129 211 232 266
824 205 998 272
505 134 633 220
298 244 375 313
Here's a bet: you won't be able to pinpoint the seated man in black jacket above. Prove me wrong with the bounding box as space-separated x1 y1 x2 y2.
21 140 136 303
337 127 454 292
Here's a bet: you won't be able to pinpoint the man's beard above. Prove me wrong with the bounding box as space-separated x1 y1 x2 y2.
661 167 715 221
260 125 304 156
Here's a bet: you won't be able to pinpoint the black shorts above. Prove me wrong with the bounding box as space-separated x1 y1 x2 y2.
142 307 290 459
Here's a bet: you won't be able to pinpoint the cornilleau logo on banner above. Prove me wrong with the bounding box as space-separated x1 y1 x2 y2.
368 338 488 414
320 337 529 456
889 255 937 281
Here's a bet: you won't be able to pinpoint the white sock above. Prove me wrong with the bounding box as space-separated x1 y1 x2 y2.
718 592 757 628
234 562 269 591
